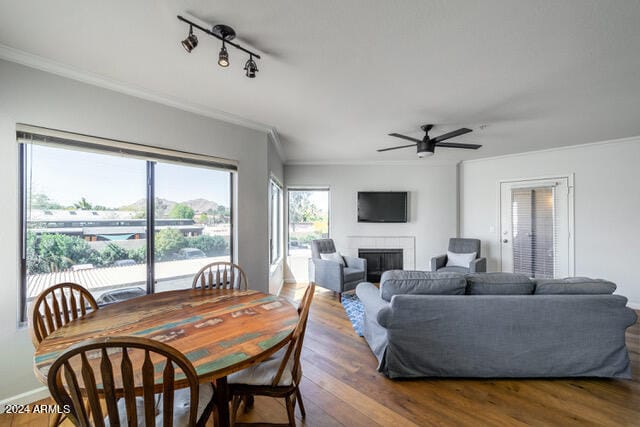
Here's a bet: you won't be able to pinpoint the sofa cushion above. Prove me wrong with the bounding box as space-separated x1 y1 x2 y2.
465 273 534 295
534 277 616 295
343 267 365 283
380 270 466 302
437 266 470 274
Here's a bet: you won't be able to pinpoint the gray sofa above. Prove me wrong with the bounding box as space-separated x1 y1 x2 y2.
308 239 367 298
356 271 637 379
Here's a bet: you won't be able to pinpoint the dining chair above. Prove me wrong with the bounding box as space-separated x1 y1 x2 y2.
47 336 216 427
30 282 99 426
228 283 315 427
192 261 248 290
30 282 99 347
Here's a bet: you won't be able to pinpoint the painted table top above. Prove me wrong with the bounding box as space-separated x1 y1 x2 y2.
34 288 298 389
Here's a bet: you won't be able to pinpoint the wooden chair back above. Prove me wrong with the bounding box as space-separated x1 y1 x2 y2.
30 282 98 346
272 283 315 387
47 336 200 427
192 262 248 290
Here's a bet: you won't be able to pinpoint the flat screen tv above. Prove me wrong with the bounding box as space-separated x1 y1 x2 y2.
357 191 407 223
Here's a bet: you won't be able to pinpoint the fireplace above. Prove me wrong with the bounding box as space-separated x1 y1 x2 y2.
358 248 403 283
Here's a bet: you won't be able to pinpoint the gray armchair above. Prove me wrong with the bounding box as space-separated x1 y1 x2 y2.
430 238 487 273
308 239 367 298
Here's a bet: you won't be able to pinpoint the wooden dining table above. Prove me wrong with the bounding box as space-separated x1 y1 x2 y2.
33 288 299 427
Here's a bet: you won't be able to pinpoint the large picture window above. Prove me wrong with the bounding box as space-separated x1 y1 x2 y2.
19 128 235 321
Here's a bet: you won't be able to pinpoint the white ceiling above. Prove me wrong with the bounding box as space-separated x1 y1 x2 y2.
1 0 640 164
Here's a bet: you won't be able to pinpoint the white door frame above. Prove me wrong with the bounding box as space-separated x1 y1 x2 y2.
498 174 575 276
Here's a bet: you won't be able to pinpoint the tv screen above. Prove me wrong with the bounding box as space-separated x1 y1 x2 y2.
357 192 407 223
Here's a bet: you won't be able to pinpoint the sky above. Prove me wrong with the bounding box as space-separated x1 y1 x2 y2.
26 144 231 208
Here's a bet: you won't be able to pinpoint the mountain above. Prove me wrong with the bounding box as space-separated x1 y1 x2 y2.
120 198 222 217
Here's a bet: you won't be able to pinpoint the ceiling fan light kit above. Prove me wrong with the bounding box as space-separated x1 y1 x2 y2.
379 124 481 158
178 15 260 78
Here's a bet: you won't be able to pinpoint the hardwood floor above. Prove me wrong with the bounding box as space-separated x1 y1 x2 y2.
3 282 639 426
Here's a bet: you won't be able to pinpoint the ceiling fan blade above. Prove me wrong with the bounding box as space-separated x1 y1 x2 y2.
432 128 473 143
388 133 422 143
377 143 416 152
435 142 482 149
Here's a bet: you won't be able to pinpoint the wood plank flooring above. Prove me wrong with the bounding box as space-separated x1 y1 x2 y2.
2 282 639 426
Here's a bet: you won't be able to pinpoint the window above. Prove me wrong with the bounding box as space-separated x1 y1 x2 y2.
269 179 283 264
287 188 329 256
19 127 235 321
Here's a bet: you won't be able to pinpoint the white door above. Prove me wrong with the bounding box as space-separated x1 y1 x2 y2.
500 177 573 278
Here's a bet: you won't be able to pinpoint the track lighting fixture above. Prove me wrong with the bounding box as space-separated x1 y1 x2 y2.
177 15 262 79
218 42 230 67
244 55 258 78
181 25 198 52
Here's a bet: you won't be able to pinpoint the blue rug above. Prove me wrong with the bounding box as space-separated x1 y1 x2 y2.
341 293 364 337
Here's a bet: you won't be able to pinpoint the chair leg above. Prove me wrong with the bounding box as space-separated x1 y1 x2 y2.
231 395 241 426
50 413 61 427
337 292 342 301
285 395 296 427
295 387 306 419
243 394 254 413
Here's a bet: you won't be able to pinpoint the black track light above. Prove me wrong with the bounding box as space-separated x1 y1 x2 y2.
178 16 262 78
218 42 229 67
244 55 258 78
181 25 198 52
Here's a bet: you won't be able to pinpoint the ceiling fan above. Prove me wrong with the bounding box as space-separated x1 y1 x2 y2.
378 124 481 158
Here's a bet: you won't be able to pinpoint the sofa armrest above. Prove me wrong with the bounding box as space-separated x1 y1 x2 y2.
356 282 389 324
309 258 344 292
469 257 487 273
430 254 447 271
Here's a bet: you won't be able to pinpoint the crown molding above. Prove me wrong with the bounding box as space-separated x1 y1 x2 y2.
460 135 640 165
284 159 457 167
0 43 278 136
267 128 287 162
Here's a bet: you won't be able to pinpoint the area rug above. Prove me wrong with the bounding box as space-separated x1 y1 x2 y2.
341 293 364 337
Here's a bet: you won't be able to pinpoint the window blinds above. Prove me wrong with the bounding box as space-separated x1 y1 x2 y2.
510 185 558 279
16 124 238 172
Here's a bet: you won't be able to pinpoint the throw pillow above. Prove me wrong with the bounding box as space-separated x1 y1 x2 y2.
320 251 345 266
534 277 616 295
465 273 535 295
446 251 476 268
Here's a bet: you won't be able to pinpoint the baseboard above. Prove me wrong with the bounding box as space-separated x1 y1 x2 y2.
284 279 297 284
0 387 50 412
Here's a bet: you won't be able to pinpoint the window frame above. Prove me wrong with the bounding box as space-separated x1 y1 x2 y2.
269 178 283 265
18 130 236 324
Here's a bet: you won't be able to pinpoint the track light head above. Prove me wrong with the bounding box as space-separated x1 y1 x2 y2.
218 43 229 67
181 26 198 52
244 56 258 78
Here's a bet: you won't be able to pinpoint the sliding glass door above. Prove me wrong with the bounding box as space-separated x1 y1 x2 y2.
287 188 329 281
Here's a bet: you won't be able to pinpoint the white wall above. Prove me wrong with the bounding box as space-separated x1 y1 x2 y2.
284 164 458 282
460 138 640 307
0 59 272 402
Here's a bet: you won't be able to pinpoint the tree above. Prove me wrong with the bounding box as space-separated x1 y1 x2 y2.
100 243 130 265
30 193 63 210
197 213 209 224
289 192 322 231
34 233 102 272
168 203 195 220
189 235 227 256
74 197 93 210
155 228 187 260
